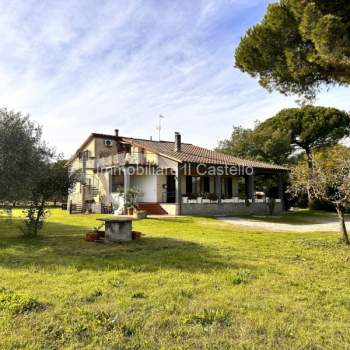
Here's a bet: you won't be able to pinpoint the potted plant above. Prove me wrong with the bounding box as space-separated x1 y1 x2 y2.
134 210 147 220
85 224 105 242
206 193 218 203
187 193 198 203
125 188 143 215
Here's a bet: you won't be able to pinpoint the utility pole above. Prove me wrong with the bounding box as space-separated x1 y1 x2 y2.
156 115 165 141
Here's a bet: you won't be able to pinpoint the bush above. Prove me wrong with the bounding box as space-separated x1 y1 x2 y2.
186 193 198 200
310 198 336 212
205 193 218 202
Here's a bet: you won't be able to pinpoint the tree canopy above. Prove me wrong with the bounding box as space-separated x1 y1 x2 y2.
0 108 76 236
0 109 51 204
257 106 350 154
290 145 350 244
235 0 350 99
217 124 292 165
258 105 350 202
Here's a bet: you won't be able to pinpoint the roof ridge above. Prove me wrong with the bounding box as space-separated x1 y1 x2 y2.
123 136 193 145
66 132 288 171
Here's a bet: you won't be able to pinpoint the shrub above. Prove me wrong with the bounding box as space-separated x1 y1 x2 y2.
205 193 218 202
187 193 198 200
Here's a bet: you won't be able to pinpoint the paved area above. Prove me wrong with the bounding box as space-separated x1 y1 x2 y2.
218 216 342 232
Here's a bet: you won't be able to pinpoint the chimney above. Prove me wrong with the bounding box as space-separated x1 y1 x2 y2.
174 132 181 152
115 129 120 152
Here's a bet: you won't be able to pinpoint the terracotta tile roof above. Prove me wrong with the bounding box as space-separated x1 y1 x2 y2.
66 133 288 171
122 137 288 171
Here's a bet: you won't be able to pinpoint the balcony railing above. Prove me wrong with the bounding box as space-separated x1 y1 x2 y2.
75 152 156 171
96 153 148 168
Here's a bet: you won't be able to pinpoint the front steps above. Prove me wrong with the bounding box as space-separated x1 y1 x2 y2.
137 203 168 215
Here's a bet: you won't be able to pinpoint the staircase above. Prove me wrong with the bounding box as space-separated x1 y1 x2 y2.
137 203 168 215
69 201 84 214
85 184 99 197
83 174 101 201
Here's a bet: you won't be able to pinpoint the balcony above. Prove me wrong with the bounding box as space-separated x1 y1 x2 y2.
95 152 156 169
73 152 158 172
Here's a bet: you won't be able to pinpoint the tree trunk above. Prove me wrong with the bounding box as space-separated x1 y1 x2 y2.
336 205 350 245
34 200 45 235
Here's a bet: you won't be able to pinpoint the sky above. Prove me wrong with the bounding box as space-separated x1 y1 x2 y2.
0 0 349 157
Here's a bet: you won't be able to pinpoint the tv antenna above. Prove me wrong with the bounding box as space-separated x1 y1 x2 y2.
156 115 165 141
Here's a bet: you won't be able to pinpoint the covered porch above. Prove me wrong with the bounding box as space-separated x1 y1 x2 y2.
160 165 286 216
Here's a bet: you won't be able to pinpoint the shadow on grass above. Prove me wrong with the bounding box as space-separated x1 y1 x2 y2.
0 219 254 273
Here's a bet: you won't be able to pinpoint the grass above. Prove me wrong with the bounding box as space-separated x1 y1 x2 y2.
0 209 349 349
237 209 340 225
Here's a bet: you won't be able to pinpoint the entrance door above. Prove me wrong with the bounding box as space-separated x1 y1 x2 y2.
166 175 176 203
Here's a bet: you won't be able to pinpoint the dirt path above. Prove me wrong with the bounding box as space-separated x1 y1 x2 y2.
218 216 342 232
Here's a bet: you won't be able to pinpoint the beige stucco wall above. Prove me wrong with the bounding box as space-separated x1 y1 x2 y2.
95 138 117 158
85 139 96 158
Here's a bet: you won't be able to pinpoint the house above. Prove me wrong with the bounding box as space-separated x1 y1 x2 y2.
66 130 288 215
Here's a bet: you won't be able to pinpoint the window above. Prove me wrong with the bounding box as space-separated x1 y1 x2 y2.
186 176 202 194
238 177 245 198
223 178 233 198
186 176 192 194
112 175 124 193
203 176 210 193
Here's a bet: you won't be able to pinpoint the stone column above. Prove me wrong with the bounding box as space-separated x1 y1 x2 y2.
105 171 112 197
175 164 182 215
215 175 222 204
246 174 255 203
278 173 285 211
123 167 130 195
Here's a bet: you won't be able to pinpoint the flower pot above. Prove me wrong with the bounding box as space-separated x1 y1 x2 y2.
127 207 134 216
85 232 99 242
86 230 105 242
132 231 142 240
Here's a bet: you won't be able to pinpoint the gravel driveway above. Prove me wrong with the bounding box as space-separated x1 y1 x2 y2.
218 216 342 232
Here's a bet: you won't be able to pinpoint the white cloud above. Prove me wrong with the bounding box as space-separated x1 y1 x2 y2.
0 0 348 158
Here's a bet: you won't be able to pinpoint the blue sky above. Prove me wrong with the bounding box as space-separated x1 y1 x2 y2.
0 0 349 157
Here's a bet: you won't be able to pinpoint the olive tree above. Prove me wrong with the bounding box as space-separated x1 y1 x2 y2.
0 108 76 236
0 108 47 206
22 159 77 236
258 106 350 202
290 146 350 244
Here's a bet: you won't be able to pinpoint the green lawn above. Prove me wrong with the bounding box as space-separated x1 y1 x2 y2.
0 209 349 349
237 209 341 225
